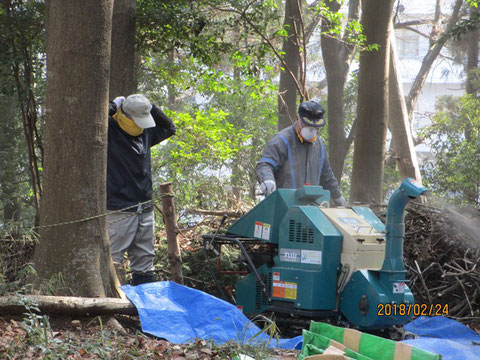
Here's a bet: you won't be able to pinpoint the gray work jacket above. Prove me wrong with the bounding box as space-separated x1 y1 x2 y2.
256 125 342 200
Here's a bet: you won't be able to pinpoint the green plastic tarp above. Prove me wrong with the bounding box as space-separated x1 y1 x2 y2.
298 322 441 360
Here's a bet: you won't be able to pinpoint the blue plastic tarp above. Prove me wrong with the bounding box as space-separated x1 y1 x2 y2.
122 281 302 349
402 316 480 360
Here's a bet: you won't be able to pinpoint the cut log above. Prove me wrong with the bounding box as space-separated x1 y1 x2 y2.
0 295 137 316
184 208 243 218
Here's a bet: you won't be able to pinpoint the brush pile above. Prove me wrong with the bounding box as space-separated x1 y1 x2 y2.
376 202 480 326
0 225 35 294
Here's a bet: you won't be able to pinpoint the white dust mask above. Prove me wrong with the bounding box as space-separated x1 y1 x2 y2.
300 126 318 142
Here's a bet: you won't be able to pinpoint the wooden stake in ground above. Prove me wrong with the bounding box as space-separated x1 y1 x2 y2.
159 182 184 285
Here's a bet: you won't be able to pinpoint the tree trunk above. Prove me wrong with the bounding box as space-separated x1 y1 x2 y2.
160 183 183 285
388 22 422 182
464 8 478 201
278 0 301 130
350 0 396 204
34 0 119 298
249 137 261 200
167 49 177 108
109 0 137 99
321 0 360 181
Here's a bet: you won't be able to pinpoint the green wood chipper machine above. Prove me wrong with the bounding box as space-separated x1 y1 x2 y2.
203 178 429 330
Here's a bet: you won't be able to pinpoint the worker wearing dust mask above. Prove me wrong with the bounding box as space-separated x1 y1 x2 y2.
256 100 346 207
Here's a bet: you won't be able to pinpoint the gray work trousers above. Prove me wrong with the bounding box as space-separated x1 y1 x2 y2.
107 209 155 273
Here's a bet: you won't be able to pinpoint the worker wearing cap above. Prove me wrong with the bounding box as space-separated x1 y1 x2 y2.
256 100 346 206
107 94 176 285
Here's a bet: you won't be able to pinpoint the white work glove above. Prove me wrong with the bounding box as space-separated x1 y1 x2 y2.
260 180 276 195
113 96 125 110
333 196 346 207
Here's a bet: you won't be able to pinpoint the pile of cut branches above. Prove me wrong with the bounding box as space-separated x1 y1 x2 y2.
377 202 480 325
0 224 36 295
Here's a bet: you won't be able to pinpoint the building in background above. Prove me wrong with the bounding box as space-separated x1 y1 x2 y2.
394 0 466 162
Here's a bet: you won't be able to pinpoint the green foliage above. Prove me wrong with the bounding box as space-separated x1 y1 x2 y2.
168 109 244 166
449 1 480 40
137 0 234 66
0 95 33 225
136 0 282 70
20 298 51 350
0 0 45 93
313 2 374 51
420 95 480 205
0 0 45 227
146 49 277 210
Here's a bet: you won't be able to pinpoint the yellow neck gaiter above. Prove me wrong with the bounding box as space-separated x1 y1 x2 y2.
113 108 143 136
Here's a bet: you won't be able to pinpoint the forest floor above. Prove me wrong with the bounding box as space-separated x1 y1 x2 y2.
0 313 299 359
1 200 480 359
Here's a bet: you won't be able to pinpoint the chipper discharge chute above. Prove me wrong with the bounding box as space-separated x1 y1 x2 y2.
203 179 429 330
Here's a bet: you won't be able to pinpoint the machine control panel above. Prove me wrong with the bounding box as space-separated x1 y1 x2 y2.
321 208 385 248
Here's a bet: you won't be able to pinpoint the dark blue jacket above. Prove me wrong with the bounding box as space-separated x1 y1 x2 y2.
107 102 176 211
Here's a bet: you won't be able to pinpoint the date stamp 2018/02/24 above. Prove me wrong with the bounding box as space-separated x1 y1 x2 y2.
377 303 449 317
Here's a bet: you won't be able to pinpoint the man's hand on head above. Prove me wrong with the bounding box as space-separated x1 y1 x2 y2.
113 96 125 110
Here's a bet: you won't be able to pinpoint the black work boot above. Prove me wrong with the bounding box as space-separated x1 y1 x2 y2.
131 271 157 286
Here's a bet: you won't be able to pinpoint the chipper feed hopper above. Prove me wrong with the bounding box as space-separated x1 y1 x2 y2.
203 179 429 330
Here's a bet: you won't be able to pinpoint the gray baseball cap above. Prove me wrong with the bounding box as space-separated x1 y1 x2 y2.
122 94 155 129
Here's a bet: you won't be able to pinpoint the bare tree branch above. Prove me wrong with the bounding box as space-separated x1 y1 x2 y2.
402 26 431 39
210 2 304 97
394 20 433 29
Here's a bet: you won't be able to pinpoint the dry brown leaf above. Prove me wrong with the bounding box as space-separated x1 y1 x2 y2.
200 348 212 355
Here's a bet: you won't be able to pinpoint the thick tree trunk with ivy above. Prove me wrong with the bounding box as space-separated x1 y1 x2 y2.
33 0 120 297
109 0 137 99
388 23 422 182
464 9 479 202
321 0 360 182
350 0 396 204
465 9 478 139
278 0 301 130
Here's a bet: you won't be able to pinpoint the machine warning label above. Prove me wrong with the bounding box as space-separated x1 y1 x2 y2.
254 221 271 240
301 250 322 265
393 282 406 294
254 221 263 238
272 281 297 300
261 223 270 240
272 272 280 281
280 249 301 262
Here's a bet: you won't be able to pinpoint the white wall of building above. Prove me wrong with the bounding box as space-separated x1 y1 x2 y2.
394 0 467 155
